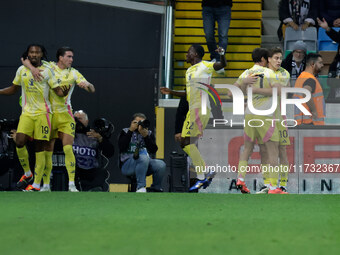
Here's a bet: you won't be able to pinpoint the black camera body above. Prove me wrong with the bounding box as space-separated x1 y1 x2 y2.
0 119 18 133
93 118 114 139
137 119 150 129
75 117 90 134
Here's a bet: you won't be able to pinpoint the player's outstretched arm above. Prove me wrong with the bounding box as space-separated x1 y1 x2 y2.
213 47 227 71
160 87 186 97
21 58 44 82
77 81 95 93
0 84 20 95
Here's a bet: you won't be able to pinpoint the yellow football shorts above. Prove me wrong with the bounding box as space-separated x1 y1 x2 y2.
17 113 52 141
51 111 75 139
256 117 290 146
181 108 210 137
244 114 279 144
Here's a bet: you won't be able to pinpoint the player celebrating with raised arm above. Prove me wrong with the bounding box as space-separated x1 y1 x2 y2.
23 47 95 192
182 44 226 192
0 44 68 191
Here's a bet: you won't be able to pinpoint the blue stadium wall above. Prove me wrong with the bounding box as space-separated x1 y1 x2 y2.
0 0 162 184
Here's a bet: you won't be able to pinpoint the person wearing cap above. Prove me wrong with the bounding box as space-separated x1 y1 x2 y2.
282 40 307 80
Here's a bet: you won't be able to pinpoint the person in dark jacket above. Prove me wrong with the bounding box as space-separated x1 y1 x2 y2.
73 110 115 191
282 40 307 80
118 113 166 192
277 0 317 40
327 45 340 100
319 0 340 28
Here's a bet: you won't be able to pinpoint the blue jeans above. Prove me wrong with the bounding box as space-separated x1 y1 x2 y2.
121 155 166 190
202 6 231 60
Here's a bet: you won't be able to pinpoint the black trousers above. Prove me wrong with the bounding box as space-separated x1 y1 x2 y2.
75 168 108 191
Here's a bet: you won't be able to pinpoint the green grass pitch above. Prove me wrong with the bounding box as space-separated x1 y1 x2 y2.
0 193 339 255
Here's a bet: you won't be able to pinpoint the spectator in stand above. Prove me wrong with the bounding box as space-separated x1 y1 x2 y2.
277 0 317 40
282 40 307 80
326 45 340 100
318 0 340 29
317 17 340 43
202 0 232 61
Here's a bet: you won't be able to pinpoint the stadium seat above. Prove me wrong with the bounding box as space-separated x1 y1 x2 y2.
284 27 317 52
318 27 340 51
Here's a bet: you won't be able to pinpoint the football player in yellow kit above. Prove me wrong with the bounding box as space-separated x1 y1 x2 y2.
23 47 95 192
0 44 69 191
182 44 226 191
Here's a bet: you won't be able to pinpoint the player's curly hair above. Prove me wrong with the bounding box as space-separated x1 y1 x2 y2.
21 43 48 61
191 44 205 59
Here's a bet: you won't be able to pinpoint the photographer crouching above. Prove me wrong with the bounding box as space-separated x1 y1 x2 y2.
73 110 114 191
118 113 166 192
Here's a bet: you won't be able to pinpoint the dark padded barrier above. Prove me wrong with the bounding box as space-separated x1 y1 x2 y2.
0 0 162 185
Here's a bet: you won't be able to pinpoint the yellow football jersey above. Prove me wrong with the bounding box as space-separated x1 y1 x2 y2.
268 67 290 119
236 64 273 115
13 65 58 116
268 67 290 88
186 61 215 109
47 61 87 113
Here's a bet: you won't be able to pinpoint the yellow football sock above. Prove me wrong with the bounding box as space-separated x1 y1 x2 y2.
237 160 248 181
183 144 206 178
42 151 53 185
268 165 279 188
63 145 76 183
262 164 271 186
16 146 31 174
279 164 289 187
32 151 46 187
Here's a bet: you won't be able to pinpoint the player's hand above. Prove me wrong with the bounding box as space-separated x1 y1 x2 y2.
244 74 258 86
301 21 310 31
129 120 139 132
333 18 340 27
87 129 103 143
288 21 299 30
160 87 172 95
317 18 330 30
174 133 182 142
215 47 225 55
60 85 71 96
78 81 95 92
138 125 148 137
31 67 44 82
10 129 17 142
